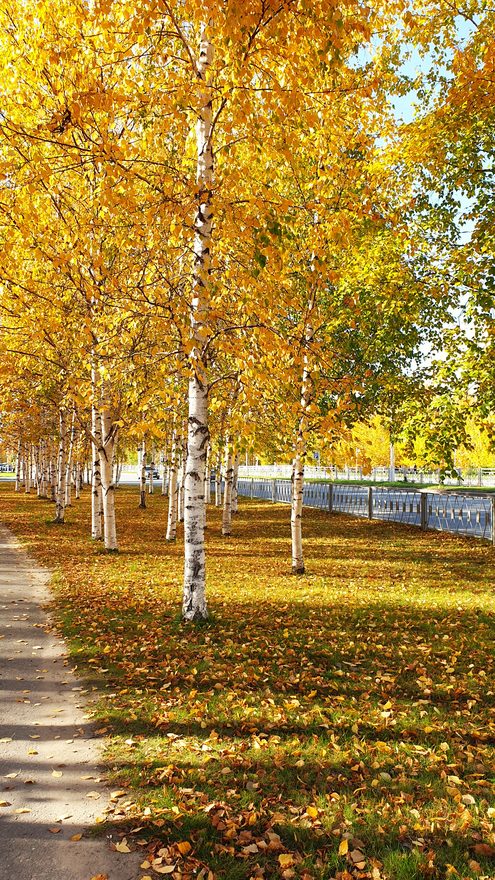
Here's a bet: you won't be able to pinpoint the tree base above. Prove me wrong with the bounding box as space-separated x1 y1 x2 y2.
291 564 305 575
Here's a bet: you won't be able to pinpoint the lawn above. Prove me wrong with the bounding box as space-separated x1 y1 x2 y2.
1 484 494 880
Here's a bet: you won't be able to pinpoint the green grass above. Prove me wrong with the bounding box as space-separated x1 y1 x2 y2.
0 484 494 879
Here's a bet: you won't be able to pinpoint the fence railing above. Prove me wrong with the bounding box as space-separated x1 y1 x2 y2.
238 465 495 487
237 479 495 544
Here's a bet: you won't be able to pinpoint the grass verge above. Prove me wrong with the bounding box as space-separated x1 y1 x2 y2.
0 484 494 880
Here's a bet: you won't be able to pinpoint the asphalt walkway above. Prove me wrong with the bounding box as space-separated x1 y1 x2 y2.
0 525 142 880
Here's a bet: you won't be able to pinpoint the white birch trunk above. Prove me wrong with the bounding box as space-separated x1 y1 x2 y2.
161 450 168 496
231 451 239 514
139 439 147 508
148 453 154 495
99 399 118 552
24 448 31 494
15 440 21 492
65 409 76 507
40 443 48 499
182 25 213 621
179 433 187 523
50 454 57 503
204 442 211 504
166 432 179 542
222 439 234 536
75 462 81 500
290 308 314 575
54 408 67 524
91 403 103 540
215 463 222 507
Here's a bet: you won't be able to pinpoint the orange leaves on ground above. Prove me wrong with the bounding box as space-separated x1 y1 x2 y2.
1 486 495 880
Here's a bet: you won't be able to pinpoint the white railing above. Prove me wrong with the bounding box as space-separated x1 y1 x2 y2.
238 465 495 487
237 479 495 544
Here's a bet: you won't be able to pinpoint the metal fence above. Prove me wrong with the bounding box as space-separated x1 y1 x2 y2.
238 464 495 487
237 479 495 544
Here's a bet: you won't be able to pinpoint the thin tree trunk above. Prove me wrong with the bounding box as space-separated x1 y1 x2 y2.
161 449 168 496
99 397 118 552
166 431 179 542
182 26 213 621
139 439 147 508
148 450 154 495
215 461 222 507
179 432 187 523
75 461 81 500
54 408 67 523
50 453 57 503
290 303 314 574
222 439 234 536
231 451 239 514
15 439 21 492
204 442 211 504
91 402 103 540
24 447 31 494
65 408 76 507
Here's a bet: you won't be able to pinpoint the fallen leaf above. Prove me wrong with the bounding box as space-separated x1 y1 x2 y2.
306 806 318 819
177 841 192 856
279 854 295 868
52 770 63 778
70 833 83 841
339 839 349 856
473 844 495 858
48 827 61 834
115 840 131 853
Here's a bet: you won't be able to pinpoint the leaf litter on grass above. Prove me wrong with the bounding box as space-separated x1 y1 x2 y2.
0 485 494 880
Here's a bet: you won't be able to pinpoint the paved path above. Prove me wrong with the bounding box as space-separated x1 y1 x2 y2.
0 526 142 880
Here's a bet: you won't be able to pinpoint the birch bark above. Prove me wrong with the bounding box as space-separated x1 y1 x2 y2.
290 302 314 574
91 403 103 540
139 439 147 508
204 442 211 504
222 439 234 536
98 396 118 552
231 451 239 514
166 430 179 542
15 439 21 492
65 408 76 507
182 24 213 621
54 408 67 524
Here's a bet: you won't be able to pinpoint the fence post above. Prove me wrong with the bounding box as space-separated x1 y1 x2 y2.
328 483 333 513
492 497 495 547
420 492 428 531
250 479 254 499
272 479 276 502
367 486 373 520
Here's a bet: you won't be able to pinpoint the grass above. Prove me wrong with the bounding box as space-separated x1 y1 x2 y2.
0 484 494 880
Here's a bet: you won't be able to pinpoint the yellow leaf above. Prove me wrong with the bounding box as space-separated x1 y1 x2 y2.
339 839 349 856
306 806 318 819
115 839 131 853
279 854 295 868
177 840 192 855
70 833 83 841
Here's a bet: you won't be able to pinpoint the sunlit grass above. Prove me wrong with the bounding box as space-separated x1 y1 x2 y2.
1 484 494 879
